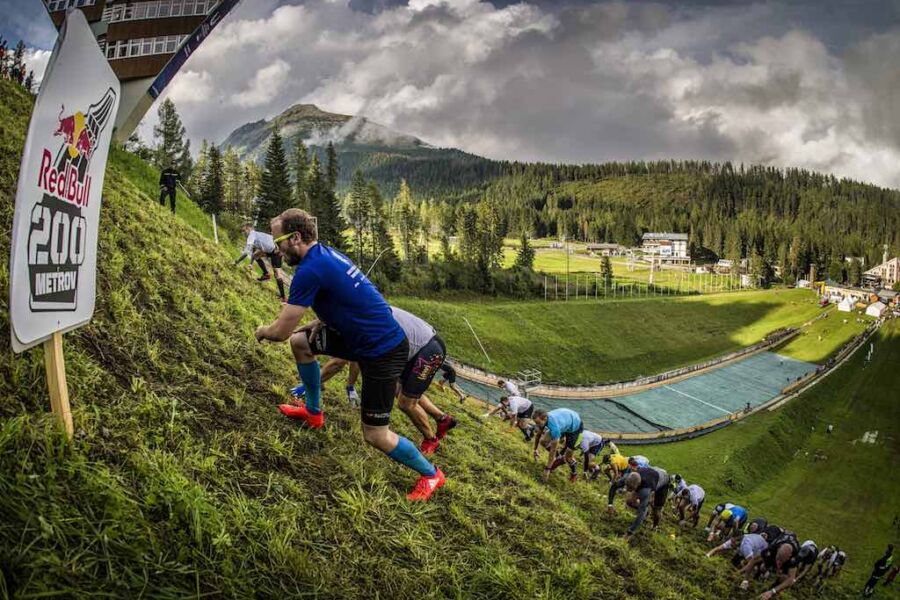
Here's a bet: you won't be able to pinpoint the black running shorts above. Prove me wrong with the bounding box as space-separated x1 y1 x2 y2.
358 339 409 426
517 404 534 419
306 325 358 362
306 326 409 427
399 335 446 399
268 251 283 269
561 422 584 450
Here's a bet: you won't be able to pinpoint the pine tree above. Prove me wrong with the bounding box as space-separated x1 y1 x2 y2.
326 142 339 191
600 255 613 287
292 139 310 209
200 145 224 215
393 179 419 261
152 98 189 173
189 140 209 200
257 127 292 227
222 147 245 216
366 183 401 280
23 70 34 94
847 258 862 287
514 230 535 270
243 161 263 218
347 170 372 264
11 41 25 84
307 155 347 250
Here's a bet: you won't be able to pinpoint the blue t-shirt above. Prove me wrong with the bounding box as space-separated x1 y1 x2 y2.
545 408 582 440
725 506 747 526
288 243 405 359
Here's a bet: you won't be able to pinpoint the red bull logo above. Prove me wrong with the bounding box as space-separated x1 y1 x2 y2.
53 106 94 160
36 89 115 208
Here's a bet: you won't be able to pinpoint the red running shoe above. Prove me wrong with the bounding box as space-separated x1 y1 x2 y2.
257 273 271 282
569 471 578 483
407 468 446 501
278 403 324 428
420 437 440 455
435 415 457 440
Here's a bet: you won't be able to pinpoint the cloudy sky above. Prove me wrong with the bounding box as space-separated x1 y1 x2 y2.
7 0 900 188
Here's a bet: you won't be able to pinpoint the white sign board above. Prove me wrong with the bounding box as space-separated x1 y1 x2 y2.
9 10 120 353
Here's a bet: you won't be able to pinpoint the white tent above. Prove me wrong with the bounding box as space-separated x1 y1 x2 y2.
866 301 886 318
838 297 854 312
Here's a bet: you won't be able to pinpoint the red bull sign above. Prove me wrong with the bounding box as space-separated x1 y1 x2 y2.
9 9 120 352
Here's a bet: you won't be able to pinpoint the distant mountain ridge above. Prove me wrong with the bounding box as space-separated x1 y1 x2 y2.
219 103 503 198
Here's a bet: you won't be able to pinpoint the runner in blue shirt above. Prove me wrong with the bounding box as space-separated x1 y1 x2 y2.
254 208 444 501
531 408 583 482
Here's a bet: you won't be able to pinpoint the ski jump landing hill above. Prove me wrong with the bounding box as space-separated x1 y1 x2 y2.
453 314 881 444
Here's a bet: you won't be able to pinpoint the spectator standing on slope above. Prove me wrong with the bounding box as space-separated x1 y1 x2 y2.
159 164 180 213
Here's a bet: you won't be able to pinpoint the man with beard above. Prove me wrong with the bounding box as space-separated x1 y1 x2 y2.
254 208 444 501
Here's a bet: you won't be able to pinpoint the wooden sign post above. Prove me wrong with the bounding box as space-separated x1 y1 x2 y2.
43 332 73 439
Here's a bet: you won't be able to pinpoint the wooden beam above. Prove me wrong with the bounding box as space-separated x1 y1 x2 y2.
44 331 73 440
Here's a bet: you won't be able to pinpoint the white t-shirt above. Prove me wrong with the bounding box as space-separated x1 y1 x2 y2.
502 381 520 396
244 230 276 255
579 430 604 452
687 484 705 508
506 395 532 416
726 534 767 559
391 307 436 360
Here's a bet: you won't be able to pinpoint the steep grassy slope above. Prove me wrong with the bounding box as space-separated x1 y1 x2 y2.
0 80 864 599
629 320 900 580
395 290 822 384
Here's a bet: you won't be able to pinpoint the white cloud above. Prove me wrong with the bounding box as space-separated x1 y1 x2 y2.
233 59 292 108
140 1 900 189
23 48 52 86
167 70 215 104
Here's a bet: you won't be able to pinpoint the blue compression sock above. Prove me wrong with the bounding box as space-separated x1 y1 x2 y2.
387 436 437 477
297 361 321 414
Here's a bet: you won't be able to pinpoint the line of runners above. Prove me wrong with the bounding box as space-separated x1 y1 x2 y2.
247 208 891 596
485 396 869 598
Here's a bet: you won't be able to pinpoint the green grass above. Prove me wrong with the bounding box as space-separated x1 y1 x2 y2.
0 79 875 599
777 310 872 364
394 289 823 384
628 319 900 580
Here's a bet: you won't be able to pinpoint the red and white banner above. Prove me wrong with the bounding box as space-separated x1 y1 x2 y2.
9 9 120 352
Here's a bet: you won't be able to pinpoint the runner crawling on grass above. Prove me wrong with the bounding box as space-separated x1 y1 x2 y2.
670 473 687 510
286 307 458 456
235 223 288 304
814 545 846 589
577 430 606 480
601 442 630 482
437 363 467 403
290 357 360 406
254 208 444 501
532 408 582 482
706 532 768 569
793 540 819 583
390 306 458 456
739 530 802 599
705 503 748 542
674 483 705 528
484 395 535 441
497 379 521 397
606 466 670 540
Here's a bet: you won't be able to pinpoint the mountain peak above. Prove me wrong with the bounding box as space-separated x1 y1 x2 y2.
279 103 349 121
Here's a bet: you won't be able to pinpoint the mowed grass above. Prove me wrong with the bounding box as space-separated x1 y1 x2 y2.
627 319 900 580
776 308 873 364
394 289 823 384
